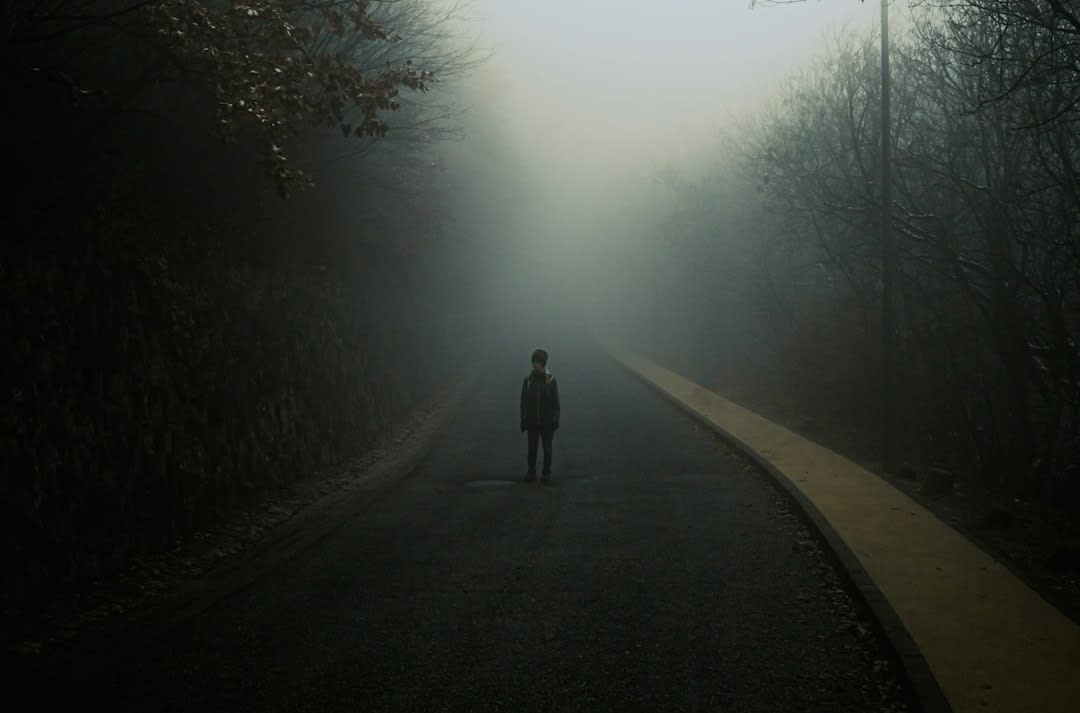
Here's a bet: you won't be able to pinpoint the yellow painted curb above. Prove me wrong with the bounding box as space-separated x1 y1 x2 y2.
617 350 1080 713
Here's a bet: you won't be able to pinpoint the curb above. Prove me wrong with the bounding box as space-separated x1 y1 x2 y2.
611 353 953 713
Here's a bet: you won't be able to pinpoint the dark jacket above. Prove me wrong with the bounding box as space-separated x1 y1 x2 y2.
521 370 560 431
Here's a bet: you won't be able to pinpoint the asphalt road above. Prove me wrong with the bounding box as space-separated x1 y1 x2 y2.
31 343 912 712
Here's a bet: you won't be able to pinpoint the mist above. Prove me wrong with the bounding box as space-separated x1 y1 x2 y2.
7 2 1080 710
440 1 902 341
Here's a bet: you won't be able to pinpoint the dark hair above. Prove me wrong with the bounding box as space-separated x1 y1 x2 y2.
531 349 548 367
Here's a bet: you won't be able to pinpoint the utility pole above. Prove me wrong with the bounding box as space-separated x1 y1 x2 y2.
753 0 897 470
880 0 897 473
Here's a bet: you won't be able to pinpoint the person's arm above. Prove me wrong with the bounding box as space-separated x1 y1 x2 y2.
520 378 527 431
551 379 560 430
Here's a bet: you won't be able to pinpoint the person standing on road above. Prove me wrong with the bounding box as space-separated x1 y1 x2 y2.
520 348 560 483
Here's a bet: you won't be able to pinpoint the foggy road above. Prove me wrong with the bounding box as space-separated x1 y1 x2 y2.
29 344 908 712
12 0 1080 711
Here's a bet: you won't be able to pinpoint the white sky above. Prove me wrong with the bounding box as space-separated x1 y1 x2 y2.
467 1 909 174
446 0 918 278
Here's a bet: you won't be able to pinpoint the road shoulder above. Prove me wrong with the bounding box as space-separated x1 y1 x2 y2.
610 347 1080 713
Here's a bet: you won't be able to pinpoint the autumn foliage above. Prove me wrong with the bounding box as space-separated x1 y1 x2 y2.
150 1 433 193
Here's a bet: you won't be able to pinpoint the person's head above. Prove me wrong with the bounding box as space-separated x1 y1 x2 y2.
531 348 548 372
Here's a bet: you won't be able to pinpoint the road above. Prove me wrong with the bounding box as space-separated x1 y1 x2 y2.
27 343 912 712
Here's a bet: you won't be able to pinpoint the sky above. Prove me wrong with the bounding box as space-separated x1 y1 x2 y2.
438 1 917 325
468 0 908 173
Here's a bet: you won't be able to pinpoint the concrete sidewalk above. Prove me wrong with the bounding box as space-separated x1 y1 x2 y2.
615 350 1080 713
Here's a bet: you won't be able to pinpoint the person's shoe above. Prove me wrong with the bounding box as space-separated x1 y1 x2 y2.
540 472 552 484
524 471 537 483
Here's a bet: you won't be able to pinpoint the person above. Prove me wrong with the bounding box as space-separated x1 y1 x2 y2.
520 348 560 483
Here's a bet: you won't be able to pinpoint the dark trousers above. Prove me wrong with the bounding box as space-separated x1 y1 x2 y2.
527 427 554 474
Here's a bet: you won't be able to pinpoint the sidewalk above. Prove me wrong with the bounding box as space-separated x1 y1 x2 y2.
615 350 1080 713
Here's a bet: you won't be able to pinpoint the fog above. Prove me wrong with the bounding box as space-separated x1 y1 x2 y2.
438 0 907 357
9 2 1080 696
480 0 873 149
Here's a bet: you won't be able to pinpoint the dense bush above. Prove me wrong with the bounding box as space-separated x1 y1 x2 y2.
1 227 435 609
